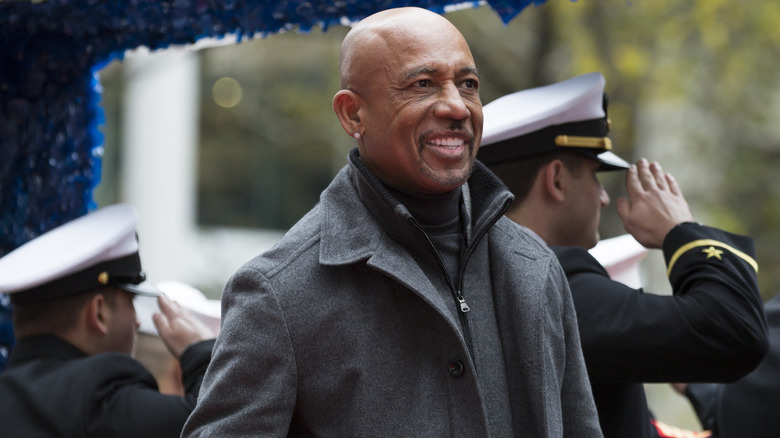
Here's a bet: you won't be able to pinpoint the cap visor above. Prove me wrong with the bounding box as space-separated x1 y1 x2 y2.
597 151 630 171
118 281 160 297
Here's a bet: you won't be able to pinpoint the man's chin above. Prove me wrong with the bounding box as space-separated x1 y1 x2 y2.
422 166 473 193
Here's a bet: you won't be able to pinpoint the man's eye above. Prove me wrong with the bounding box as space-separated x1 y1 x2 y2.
463 79 478 89
415 79 430 87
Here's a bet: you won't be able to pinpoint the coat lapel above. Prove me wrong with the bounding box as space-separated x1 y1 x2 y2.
318 166 465 341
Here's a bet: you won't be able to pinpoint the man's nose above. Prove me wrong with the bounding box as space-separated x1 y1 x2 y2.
434 83 470 120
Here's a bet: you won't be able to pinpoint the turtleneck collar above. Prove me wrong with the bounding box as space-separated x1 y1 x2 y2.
382 183 461 227
345 147 514 250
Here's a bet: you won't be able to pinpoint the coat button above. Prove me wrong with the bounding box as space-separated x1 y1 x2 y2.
448 358 465 377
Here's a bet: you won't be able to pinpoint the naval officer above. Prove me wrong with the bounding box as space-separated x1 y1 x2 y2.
0 204 217 437
478 72 768 438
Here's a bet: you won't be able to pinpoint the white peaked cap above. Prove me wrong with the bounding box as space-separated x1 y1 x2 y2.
482 72 606 145
0 204 157 303
478 72 629 171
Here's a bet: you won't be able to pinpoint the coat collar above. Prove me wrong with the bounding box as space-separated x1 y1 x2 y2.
315 148 526 345
319 148 514 267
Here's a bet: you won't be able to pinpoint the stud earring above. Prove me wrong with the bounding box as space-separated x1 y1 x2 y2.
353 132 361 140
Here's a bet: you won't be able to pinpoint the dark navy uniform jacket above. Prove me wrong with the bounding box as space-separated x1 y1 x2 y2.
552 222 769 438
685 294 780 438
0 335 214 437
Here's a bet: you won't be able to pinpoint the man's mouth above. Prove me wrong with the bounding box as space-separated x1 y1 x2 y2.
424 132 473 158
428 136 466 148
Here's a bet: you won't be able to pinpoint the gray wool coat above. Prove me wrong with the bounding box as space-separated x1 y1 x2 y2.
182 150 601 437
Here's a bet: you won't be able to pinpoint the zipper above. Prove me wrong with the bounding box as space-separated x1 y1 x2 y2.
409 217 474 355
452 195 514 306
409 218 469 314
455 290 470 313
407 194 512 355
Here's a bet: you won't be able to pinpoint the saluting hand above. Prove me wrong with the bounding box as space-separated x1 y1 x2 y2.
616 158 694 249
153 293 216 359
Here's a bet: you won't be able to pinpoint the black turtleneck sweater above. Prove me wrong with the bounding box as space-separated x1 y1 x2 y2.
383 184 463 287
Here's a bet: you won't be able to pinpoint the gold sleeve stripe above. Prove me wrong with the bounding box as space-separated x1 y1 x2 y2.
667 239 758 276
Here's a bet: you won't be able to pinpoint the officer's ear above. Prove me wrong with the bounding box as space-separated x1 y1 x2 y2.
86 293 111 335
543 159 568 203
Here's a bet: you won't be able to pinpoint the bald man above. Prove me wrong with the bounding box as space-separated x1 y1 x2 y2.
182 7 601 437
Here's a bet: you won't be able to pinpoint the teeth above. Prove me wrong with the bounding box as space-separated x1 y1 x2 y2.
430 137 464 147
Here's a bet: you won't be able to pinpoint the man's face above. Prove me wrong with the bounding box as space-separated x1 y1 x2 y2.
104 289 139 355
352 16 482 194
561 157 611 249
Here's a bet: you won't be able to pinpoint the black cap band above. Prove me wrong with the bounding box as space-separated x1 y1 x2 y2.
477 118 608 165
10 252 145 304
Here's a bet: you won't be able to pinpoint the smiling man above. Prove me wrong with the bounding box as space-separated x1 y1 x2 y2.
333 9 482 194
183 7 600 438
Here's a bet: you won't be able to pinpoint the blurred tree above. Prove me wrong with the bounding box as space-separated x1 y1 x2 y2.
197 27 349 229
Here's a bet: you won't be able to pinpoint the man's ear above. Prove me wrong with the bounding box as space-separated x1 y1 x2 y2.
543 159 568 203
332 89 363 137
86 293 111 335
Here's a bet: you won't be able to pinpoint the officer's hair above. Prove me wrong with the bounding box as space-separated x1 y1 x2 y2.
487 151 584 204
13 288 119 337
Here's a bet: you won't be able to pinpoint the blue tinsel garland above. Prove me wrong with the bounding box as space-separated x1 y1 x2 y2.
0 0 548 370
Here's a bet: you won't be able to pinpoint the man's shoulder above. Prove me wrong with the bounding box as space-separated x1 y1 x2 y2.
237 201 326 272
551 245 597 264
3 350 154 391
76 352 155 378
550 245 610 277
491 217 555 259
239 167 382 279
488 218 569 292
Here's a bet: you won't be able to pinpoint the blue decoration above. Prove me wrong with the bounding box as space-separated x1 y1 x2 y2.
0 0 549 369
0 295 12 372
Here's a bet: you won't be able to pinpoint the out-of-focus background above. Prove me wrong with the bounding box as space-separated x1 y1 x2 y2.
88 1 780 430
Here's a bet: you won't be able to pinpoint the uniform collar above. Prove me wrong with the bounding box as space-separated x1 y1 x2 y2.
7 335 86 367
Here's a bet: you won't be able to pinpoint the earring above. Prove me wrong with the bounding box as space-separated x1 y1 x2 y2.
353 132 361 140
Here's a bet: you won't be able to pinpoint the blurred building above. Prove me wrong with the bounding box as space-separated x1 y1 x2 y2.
96 28 350 298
